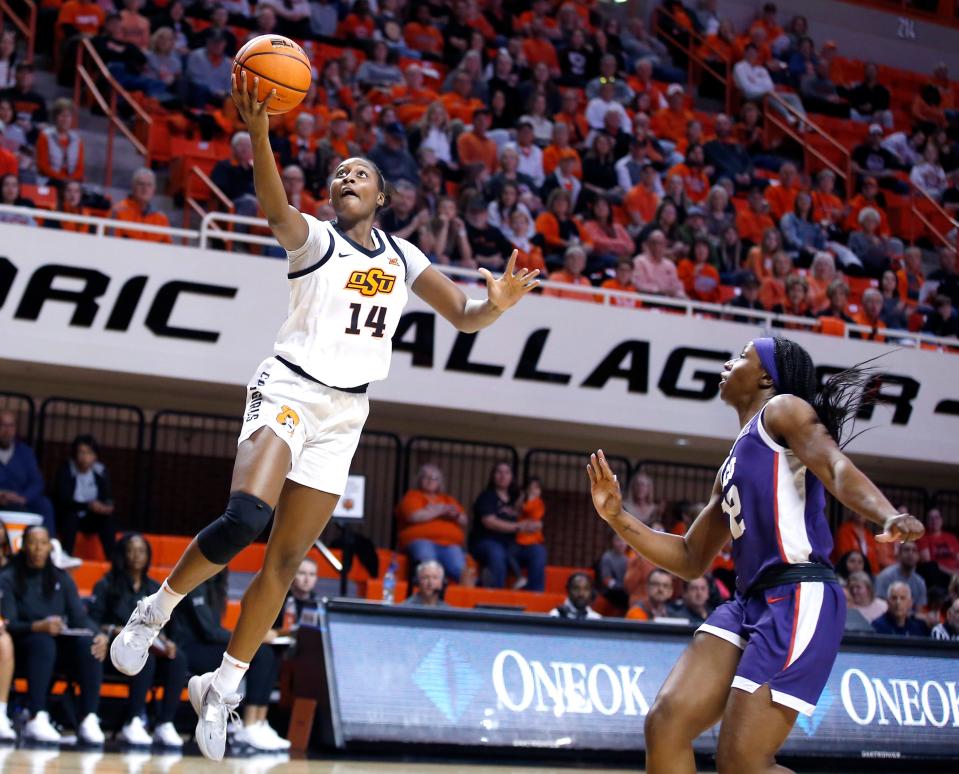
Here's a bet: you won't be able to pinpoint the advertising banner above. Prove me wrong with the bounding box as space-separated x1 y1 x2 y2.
317 602 959 761
1 225 957 462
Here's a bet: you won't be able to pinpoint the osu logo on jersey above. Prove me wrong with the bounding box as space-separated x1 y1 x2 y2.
346 268 396 297
276 405 300 436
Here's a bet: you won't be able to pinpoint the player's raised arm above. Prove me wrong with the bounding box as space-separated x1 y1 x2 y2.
412 249 540 333
231 71 308 252
763 395 924 543
587 450 729 581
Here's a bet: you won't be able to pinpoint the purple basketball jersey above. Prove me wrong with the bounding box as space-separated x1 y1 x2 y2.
718 404 835 594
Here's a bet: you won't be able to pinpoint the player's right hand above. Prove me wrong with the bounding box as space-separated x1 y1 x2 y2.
877 513 925 544
231 71 275 138
587 450 623 523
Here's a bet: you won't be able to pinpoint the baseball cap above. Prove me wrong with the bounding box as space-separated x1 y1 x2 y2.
559 148 578 161
385 121 407 137
667 83 684 96
868 123 883 135
330 109 349 121
687 205 705 217
741 271 760 287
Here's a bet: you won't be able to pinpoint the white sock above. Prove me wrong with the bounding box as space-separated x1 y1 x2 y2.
152 580 186 620
211 652 249 697
0 701 7 717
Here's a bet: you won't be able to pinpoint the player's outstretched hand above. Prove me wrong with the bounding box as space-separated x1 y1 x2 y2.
479 249 540 311
586 450 623 523
231 71 274 138
876 513 925 544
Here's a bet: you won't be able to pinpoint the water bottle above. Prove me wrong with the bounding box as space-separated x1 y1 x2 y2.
282 595 297 631
382 556 398 605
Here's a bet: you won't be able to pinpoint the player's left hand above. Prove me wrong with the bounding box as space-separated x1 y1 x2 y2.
876 513 925 544
479 250 540 311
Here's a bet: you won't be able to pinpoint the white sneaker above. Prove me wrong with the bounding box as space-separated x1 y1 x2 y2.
236 721 284 752
0 711 15 741
111 596 167 676
78 713 105 745
152 721 183 748
118 716 152 746
257 721 291 751
22 711 61 744
188 672 241 761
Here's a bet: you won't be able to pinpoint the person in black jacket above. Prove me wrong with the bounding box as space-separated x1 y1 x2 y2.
172 569 286 752
87 533 187 748
53 434 116 559
0 525 107 745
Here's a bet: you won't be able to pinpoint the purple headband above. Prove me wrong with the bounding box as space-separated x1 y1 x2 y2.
754 337 780 390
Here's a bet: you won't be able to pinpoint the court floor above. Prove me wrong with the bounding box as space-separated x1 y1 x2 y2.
0 748 649 774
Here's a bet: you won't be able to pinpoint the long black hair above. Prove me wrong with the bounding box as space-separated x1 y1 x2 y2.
12 525 58 598
105 532 153 600
770 336 878 446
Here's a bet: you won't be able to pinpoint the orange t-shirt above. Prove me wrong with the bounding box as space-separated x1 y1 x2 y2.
390 85 439 126
736 209 776 246
404 21 443 56
651 107 694 144
759 276 787 310
600 278 642 308
623 184 660 224
516 497 545 546
522 37 559 71
456 131 498 174
111 198 172 243
57 0 105 35
513 243 547 274
542 145 582 178
765 183 801 221
441 92 486 125
667 163 709 203
626 605 652 621
896 268 924 305
677 259 721 302
338 14 374 40
395 490 466 549
832 521 880 567
543 270 599 302
853 311 886 342
812 190 843 225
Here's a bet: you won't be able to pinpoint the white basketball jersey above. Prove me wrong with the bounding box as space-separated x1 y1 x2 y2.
274 214 431 389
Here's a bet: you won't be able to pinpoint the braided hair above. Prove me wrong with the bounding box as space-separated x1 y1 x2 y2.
770 336 878 446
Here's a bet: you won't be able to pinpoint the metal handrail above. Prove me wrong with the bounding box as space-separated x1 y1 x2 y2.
763 92 853 185
652 5 733 114
74 38 153 187
0 204 955 350
0 0 36 61
185 167 236 250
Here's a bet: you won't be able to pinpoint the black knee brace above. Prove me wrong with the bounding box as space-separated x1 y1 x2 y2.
196 492 273 564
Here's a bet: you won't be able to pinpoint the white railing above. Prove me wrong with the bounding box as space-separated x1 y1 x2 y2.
1 204 956 351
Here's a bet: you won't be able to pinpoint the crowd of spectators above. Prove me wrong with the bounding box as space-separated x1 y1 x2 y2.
0 1 957 340
0 409 314 747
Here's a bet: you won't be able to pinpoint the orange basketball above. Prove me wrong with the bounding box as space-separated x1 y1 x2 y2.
233 35 312 115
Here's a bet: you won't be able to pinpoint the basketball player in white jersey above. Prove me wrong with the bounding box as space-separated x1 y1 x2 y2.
109 73 540 760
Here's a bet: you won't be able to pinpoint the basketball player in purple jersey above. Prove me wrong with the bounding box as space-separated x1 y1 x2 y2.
588 336 924 774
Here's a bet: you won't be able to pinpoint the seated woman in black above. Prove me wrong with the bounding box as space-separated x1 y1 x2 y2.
53 434 116 559
0 525 107 745
88 533 187 748
173 569 287 752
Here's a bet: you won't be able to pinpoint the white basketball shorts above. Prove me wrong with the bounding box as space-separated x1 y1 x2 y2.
237 356 369 496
